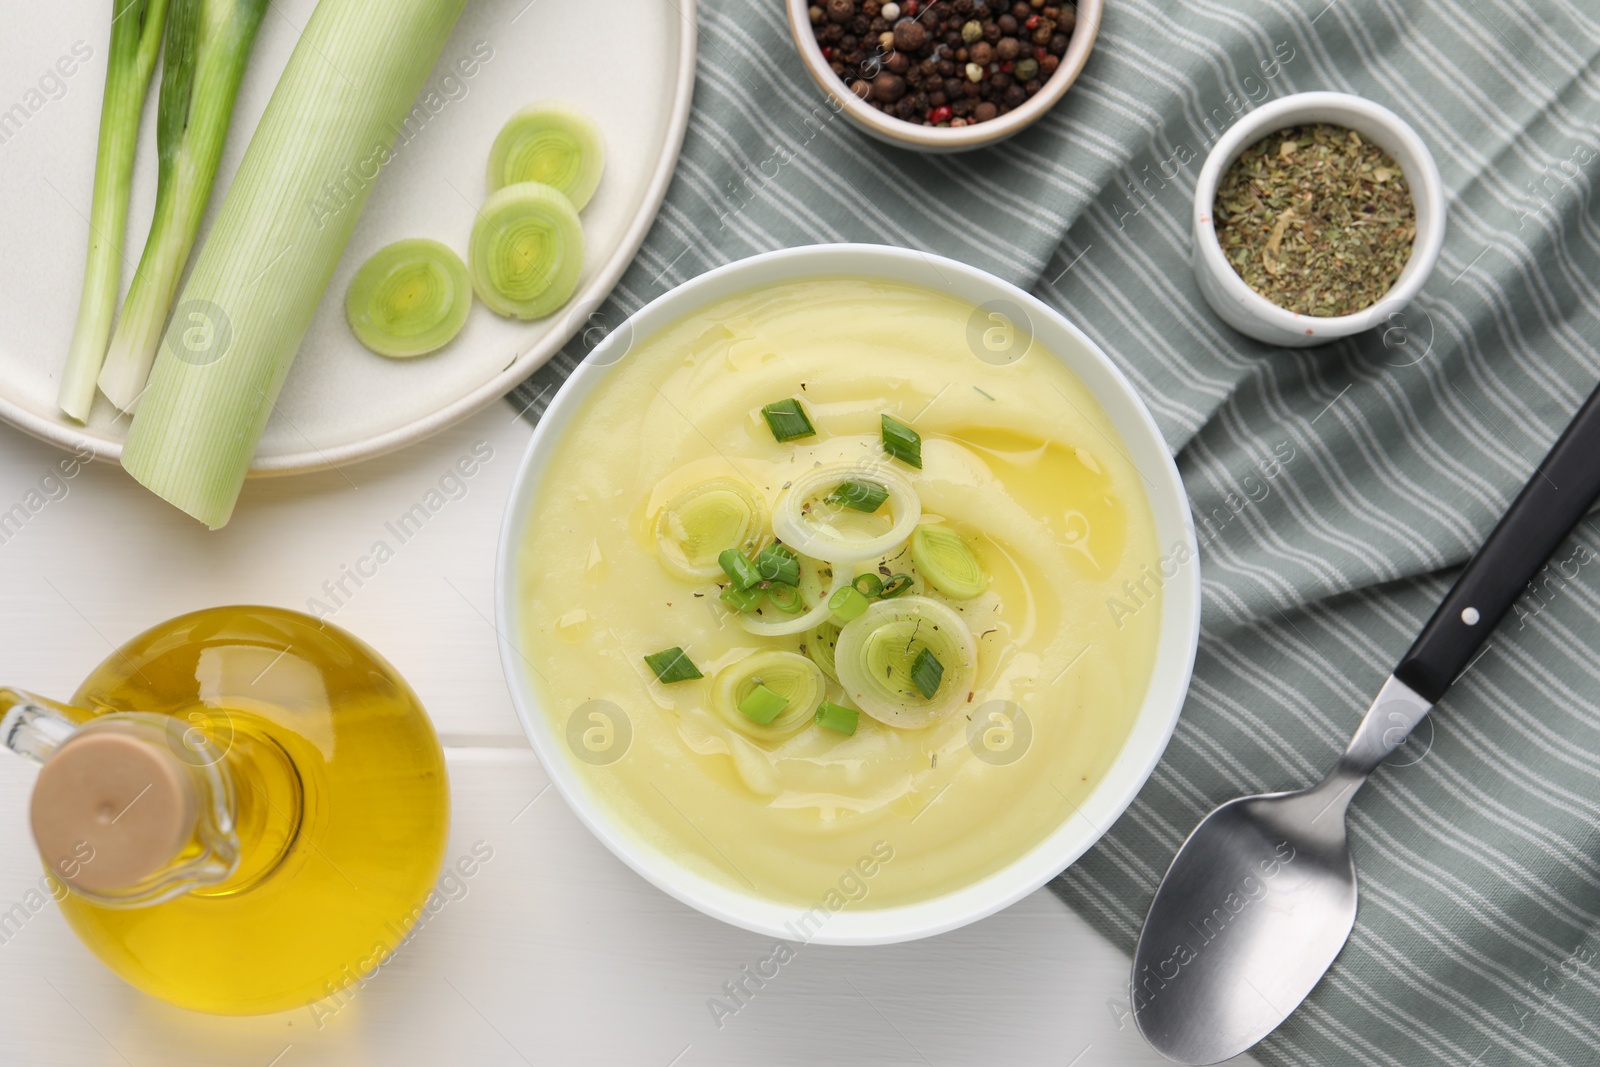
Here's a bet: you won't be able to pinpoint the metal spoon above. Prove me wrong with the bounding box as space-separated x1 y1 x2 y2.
1132 378 1600 1064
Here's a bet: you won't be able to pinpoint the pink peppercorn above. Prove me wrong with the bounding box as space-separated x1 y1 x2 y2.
928 104 952 123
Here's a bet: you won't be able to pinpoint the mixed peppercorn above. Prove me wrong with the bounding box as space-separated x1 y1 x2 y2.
807 0 1076 127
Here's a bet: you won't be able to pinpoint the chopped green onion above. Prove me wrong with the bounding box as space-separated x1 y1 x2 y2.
755 543 800 586
881 414 922 469
852 573 884 598
720 584 764 613
733 554 847 637
738 684 789 725
644 647 702 684
760 398 816 442
766 583 805 614
910 524 987 600
880 573 915 598
827 479 889 513
910 647 944 700
342 238 471 358
828 585 871 622
485 101 605 211
719 548 761 590
814 701 859 736
469 181 584 320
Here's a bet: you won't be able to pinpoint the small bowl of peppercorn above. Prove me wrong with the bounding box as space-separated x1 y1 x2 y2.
1191 91 1446 348
787 0 1101 152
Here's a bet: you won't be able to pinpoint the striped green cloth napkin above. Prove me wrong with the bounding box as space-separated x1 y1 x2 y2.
509 1 1600 1062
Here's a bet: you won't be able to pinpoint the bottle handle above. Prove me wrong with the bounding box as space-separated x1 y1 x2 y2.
0 690 88 764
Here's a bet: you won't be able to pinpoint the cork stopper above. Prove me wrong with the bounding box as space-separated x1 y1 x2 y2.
30 729 198 895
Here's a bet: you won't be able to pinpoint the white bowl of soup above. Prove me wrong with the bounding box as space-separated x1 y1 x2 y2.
495 244 1200 945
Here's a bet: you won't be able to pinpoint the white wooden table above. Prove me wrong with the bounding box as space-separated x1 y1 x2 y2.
0 409 1258 1066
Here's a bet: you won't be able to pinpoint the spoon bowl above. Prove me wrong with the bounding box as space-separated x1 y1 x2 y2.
1131 784 1359 1063
1132 674 1432 1063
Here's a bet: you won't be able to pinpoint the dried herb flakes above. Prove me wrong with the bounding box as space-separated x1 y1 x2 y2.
1213 123 1416 318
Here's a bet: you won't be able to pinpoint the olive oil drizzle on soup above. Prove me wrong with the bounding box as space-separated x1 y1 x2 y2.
517 279 1162 908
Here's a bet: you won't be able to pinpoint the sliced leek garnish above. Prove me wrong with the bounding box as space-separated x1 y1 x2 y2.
469 181 584 320
709 650 824 739
772 462 921 564
910 524 987 600
344 239 472 358
653 478 766 583
834 596 977 728
485 101 605 211
733 555 848 637
805 620 842 682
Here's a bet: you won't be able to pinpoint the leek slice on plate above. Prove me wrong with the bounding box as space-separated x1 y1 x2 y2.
834 596 978 728
469 181 585 320
345 239 471 358
909 524 987 600
709 651 825 740
772 462 921 564
485 101 605 211
653 478 767 583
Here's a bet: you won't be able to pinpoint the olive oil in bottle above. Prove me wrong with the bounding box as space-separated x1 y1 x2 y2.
2 606 450 1015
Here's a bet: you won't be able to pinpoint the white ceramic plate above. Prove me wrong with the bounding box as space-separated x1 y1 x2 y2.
0 0 695 473
495 244 1202 945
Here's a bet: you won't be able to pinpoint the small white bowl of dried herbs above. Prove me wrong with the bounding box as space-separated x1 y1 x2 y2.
1191 91 1445 348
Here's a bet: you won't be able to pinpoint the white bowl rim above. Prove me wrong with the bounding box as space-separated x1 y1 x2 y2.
1191 90 1446 338
782 0 1104 152
494 243 1201 945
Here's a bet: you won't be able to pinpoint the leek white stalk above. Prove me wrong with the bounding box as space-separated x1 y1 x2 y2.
121 0 469 528
97 0 270 411
57 0 169 422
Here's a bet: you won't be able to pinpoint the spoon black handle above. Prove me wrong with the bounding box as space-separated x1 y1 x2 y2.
1394 378 1600 703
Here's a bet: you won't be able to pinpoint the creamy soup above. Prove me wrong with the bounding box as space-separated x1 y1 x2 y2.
516 278 1162 909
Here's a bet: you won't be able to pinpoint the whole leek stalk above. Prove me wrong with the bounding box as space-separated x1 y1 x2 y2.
97 0 270 412
57 0 170 422
121 0 469 528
